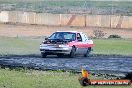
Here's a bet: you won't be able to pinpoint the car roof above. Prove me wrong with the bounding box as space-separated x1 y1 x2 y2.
56 31 82 33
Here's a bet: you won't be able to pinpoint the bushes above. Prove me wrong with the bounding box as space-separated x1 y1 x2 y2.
93 30 106 39
92 30 122 39
108 35 121 39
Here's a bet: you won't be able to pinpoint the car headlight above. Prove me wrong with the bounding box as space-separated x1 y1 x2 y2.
59 45 69 47
40 44 47 47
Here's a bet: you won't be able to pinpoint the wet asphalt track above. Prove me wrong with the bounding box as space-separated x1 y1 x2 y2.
0 55 132 76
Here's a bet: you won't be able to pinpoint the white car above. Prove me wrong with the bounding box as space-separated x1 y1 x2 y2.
40 31 94 58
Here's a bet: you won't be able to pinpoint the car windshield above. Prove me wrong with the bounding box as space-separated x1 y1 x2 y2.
49 32 76 41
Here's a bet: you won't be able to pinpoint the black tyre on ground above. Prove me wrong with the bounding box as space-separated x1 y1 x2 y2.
79 77 90 86
84 47 91 57
41 53 47 58
69 46 76 58
123 72 132 82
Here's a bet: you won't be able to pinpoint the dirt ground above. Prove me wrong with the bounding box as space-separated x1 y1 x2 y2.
0 23 132 38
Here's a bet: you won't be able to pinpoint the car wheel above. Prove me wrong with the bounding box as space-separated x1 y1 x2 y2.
41 53 47 58
84 48 91 57
79 77 90 86
69 46 76 58
57 54 63 58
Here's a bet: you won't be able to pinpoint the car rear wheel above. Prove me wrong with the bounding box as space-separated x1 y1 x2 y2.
41 53 47 58
84 48 91 57
69 46 76 58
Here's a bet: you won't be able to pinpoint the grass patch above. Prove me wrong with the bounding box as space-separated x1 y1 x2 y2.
0 37 41 55
93 39 132 55
0 68 79 88
0 37 132 56
0 68 131 88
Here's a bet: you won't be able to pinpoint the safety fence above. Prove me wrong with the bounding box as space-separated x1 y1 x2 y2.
0 11 132 28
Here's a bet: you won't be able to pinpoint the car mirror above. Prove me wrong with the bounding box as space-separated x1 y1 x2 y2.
45 37 48 40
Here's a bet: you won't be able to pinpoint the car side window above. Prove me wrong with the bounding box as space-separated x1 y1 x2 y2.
83 34 89 41
77 33 82 42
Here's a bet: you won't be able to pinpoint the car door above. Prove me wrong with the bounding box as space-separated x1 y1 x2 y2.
80 33 89 53
81 33 93 48
75 33 85 54
81 33 89 48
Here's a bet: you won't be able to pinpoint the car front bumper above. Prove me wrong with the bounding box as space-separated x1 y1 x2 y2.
40 44 72 54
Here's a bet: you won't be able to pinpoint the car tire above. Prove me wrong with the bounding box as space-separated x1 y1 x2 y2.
84 47 91 57
79 77 90 86
41 53 47 58
69 46 76 58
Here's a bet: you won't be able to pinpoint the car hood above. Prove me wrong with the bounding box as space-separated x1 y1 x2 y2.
46 39 73 44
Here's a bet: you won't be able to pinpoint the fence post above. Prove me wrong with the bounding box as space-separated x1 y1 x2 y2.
84 14 86 27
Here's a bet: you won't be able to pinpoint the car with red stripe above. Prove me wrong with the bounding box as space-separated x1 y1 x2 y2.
40 31 94 58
